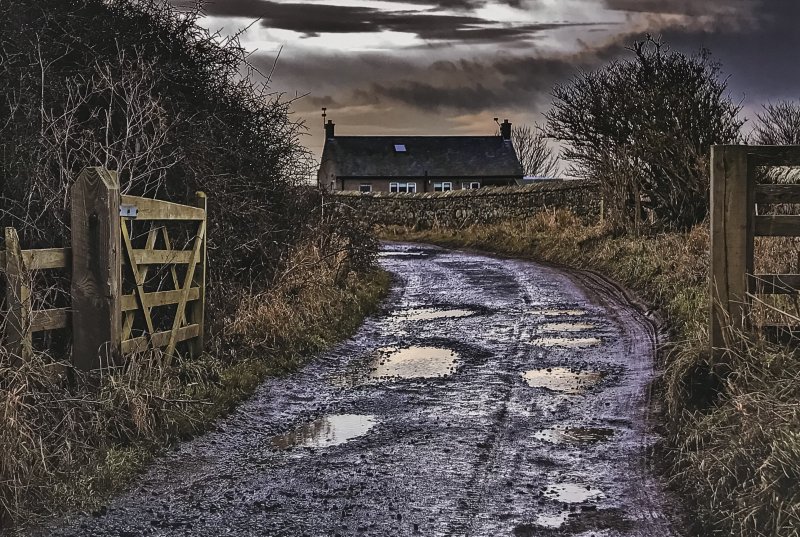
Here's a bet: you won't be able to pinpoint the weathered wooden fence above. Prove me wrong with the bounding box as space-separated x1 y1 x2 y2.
1 167 207 370
0 229 71 364
710 145 800 352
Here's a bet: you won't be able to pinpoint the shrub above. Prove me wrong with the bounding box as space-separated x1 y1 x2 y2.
546 36 743 230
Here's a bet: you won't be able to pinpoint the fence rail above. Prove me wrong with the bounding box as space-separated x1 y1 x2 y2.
1 228 71 362
710 145 800 352
1 167 207 370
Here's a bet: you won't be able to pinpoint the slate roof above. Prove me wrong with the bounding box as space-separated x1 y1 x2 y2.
322 136 523 178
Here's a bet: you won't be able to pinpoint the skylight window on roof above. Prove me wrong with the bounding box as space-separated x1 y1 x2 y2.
394 144 407 153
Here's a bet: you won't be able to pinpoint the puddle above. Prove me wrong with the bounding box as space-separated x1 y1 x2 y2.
530 337 600 348
533 427 614 444
544 483 604 504
535 512 570 529
271 414 377 449
392 307 475 321
529 309 587 317
378 251 425 257
539 323 596 332
522 368 605 394
371 346 459 379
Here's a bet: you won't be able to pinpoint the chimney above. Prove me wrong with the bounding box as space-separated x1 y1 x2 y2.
500 119 512 141
325 120 335 140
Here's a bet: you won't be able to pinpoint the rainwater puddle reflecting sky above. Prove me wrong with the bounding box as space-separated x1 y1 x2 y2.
531 337 601 348
528 309 587 317
533 427 615 445
539 322 596 332
371 346 460 379
522 367 605 394
271 414 377 449
392 307 476 322
544 483 605 504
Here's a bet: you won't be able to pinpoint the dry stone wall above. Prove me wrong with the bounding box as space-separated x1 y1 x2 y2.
333 180 600 229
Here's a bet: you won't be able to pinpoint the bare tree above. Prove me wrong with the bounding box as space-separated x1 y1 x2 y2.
753 101 800 145
511 123 560 178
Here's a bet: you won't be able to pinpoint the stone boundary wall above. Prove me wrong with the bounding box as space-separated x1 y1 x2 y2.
332 180 601 229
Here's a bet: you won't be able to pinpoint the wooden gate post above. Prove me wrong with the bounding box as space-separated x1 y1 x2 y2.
4 227 32 363
188 191 207 358
71 167 122 370
710 145 754 355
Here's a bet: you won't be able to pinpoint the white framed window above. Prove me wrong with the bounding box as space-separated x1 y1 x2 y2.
390 182 416 193
434 182 452 192
462 181 481 190
359 183 372 193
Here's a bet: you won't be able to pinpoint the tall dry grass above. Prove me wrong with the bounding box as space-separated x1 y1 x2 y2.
381 211 800 537
0 243 388 528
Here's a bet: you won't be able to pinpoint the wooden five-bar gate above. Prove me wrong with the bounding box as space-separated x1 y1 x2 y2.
1 167 207 370
710 145 800 352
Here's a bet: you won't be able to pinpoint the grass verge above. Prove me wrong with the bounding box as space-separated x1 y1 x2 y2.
1 249 390 530
379 211 800 537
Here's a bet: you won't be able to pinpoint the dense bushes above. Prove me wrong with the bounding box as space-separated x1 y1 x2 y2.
0 0 363 320
0 0 382 526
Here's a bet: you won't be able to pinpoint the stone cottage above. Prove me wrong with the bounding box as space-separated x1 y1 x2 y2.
317 119 523 193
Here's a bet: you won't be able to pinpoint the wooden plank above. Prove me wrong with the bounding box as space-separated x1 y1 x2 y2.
121 195 205 221
31 308 70 332
754 215 800 236
24 248 70 270
4 227 32 363
755 184 800 205
745 146 800 166
121 323 200 354
188 192 207 358
129 249 193 265
122 224 159 341
121 220 156 338
161 227 187 327
0 248 70 269
71 167 122 370
165 217 206 360
710 146 753 354
748 274 800 294
121 287 201 311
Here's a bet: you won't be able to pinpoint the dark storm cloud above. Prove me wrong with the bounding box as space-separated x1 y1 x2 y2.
659 0 800 102
190 0 526 15
603 0 757 17
366 53 600 111
191 0 602 42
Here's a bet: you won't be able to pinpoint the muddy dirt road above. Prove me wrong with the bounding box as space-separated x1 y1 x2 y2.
44 243 684 536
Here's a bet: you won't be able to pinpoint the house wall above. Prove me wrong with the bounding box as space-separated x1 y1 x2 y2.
317 159 337 191
332 181 601 228
340 177 518 193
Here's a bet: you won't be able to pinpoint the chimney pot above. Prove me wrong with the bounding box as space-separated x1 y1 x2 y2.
325 120 335 139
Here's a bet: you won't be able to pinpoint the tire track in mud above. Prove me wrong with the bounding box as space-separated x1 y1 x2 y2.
35 243 686 537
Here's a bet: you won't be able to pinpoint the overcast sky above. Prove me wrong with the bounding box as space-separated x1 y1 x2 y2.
175 0 800 160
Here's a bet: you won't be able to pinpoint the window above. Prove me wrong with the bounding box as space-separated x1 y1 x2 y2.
462 181 481 190
359 184 372 193
390 182 417 193
394 144 407 153
434 182 452 192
